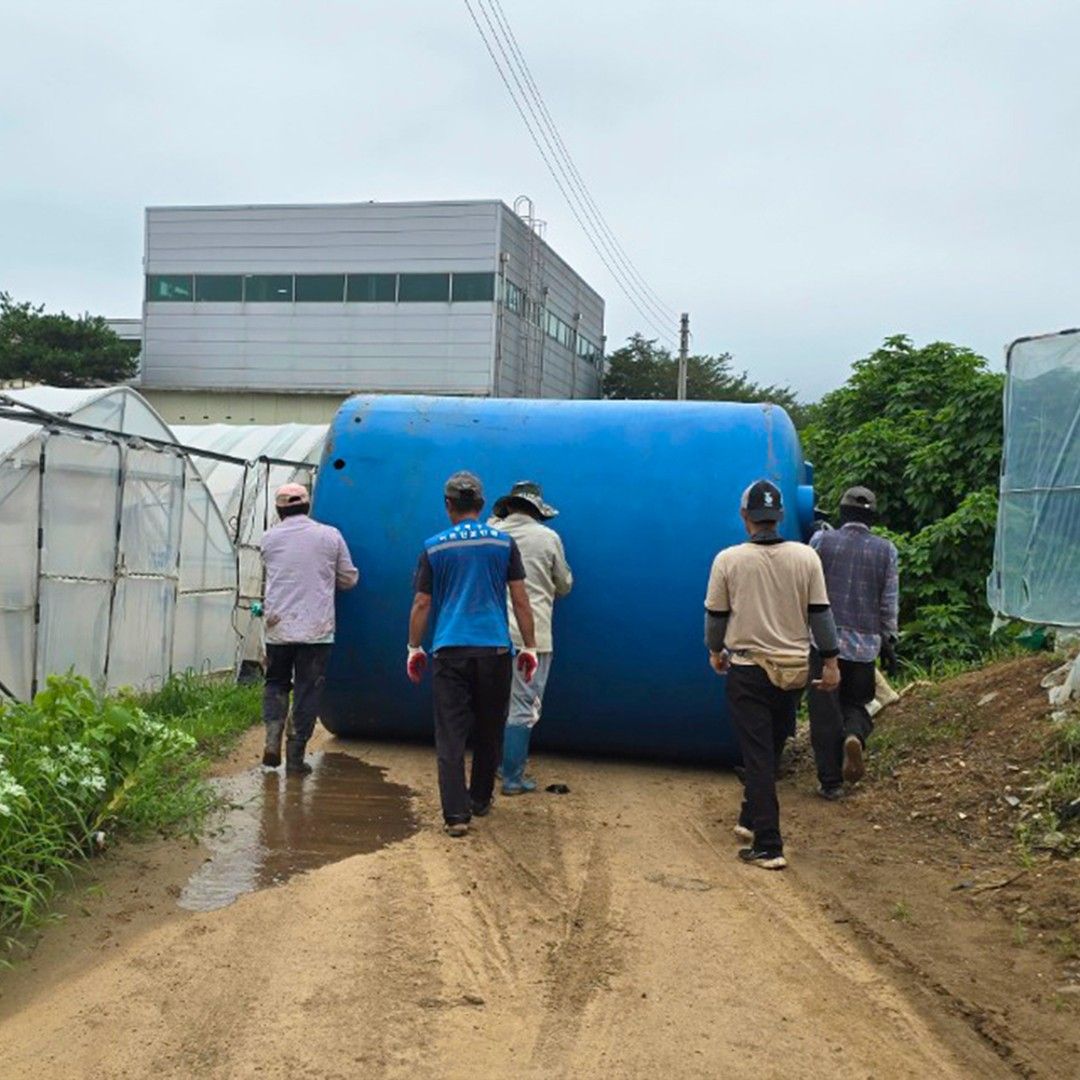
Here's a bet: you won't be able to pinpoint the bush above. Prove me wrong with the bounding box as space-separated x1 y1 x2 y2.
0 674 260 950
803 335 1005 667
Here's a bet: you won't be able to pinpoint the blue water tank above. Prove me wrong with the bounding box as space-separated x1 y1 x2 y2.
313 395 813 763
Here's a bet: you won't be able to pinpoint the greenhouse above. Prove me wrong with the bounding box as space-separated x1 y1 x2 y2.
0 388 323 701
988 328 1080 627
172 422 327 667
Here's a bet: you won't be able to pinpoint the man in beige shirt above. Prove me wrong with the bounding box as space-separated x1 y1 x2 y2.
704 480 840 870
489 481 573 795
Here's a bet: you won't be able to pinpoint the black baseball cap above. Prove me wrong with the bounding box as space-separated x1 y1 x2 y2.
741 480 784 522
840 486 877 512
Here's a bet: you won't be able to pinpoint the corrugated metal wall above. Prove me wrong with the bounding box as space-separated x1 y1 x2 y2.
140 200 604 400
141 202 501 395
495 205 604 399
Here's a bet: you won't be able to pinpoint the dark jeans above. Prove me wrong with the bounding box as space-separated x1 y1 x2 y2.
726 663 802 854
263 643 332 745
432 652 513 825
808 653 877 789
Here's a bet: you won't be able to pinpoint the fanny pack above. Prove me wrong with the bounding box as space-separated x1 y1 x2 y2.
741 651 810 691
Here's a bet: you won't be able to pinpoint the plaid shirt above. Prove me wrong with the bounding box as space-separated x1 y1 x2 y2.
810 523 899 662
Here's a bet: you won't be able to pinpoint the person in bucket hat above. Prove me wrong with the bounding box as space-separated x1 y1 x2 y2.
259 481 358 775
489 481 573 794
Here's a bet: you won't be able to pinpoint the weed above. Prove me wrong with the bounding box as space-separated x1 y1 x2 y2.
0 674 260 952
890 901 913 923
1051 932 1079 961
1012 921 1029 947
869 707 970 779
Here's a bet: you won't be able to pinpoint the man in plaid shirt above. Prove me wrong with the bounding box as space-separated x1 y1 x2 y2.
808 486 899 797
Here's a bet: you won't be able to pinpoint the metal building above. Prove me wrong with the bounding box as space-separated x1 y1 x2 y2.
139 200 605 422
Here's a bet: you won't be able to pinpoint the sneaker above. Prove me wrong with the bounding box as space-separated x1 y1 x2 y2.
501 777 537 796
817 784 845 801
285 761 313 776
738 847 787 870
261 749 281 768
470 799 492 817
842 735 865 784
733 824 754 842
443 821 470 838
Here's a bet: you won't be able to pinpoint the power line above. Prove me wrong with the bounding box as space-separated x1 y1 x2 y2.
462 0 678 347
466 0 674 344
484 0 679 328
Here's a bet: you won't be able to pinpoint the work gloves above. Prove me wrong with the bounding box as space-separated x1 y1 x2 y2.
406 645 427 683
516 648 538 685
406 645 538 684
880 635 899 678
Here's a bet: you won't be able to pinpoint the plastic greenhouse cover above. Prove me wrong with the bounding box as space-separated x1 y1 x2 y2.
988 329 1080 626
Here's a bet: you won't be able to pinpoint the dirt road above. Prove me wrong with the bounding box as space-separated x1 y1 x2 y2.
0 731 1012 1079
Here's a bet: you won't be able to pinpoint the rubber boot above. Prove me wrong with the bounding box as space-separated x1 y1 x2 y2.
262 718 285 768
285 737 312 776
501 725 537 795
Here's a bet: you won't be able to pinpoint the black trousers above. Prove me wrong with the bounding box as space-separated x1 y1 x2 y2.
808 653 877 789
263 643 332 744
432 652 513 825
726 663 802 853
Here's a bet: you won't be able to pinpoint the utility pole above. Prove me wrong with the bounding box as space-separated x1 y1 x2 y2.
677 312 690 400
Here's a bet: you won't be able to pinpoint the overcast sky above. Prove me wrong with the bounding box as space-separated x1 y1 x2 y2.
2 1 1077 399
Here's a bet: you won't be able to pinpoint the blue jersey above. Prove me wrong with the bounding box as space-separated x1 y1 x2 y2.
414 519 525 652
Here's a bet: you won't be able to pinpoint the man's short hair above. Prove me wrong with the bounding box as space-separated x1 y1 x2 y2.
444 470 484 512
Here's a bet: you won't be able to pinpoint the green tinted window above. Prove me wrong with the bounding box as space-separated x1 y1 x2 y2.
398 273 450 302
146 274 193 302
451 272 495 302
346 273 396 302
195 275 242 301
502 279 524 314
295 274 345 302
243 275 293 302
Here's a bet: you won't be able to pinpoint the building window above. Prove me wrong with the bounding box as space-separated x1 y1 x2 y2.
451 272 495 302
346 273 396 302
146 274 193 301
398 273 450 303
501 278 524 314
295 274 345 302
195 275 242 302
243 274 294 302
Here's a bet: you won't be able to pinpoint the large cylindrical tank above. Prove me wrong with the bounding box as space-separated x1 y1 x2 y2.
314 395 813 763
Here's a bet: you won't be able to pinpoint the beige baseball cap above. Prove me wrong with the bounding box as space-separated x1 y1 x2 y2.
275 482 311 508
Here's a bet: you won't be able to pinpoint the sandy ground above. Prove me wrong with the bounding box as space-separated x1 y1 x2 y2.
0 727 1017 1080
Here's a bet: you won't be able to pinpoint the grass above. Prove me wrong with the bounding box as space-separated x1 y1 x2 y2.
868 698 970 780
890 900 913 923
1017 713 1080 860
0 673 260 954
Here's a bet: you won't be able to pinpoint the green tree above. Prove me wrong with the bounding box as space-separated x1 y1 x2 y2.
603 334 806 425
803 335 1005 665
0 293 139 388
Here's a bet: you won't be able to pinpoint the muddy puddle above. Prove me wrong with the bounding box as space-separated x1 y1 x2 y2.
179 752 417 912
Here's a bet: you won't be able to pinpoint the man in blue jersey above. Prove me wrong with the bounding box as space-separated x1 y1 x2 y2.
407 471 539 837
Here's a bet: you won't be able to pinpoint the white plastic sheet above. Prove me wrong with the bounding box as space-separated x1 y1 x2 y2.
988 329 1080 626
0 386 242 697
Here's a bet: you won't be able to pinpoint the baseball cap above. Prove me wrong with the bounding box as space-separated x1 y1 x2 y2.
741 480 784 522
444 470 484 500
274 482 310 508
840 486 877 512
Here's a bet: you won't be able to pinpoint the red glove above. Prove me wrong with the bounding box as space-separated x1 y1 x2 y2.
517 648 538 684
406 645 427 684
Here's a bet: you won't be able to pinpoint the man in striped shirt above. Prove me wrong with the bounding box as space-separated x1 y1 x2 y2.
808 486 899 797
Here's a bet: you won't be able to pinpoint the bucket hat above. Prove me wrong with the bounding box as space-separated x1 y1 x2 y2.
493 480 559 520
